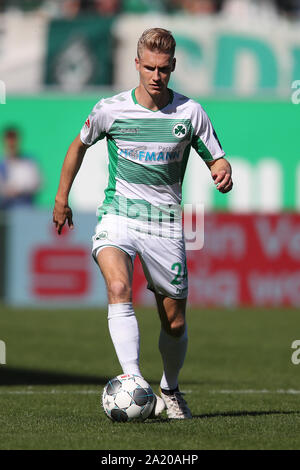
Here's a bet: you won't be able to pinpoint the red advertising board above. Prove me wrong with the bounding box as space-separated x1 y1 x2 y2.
6 209 107 306
31 227 90 298
132 214 300 307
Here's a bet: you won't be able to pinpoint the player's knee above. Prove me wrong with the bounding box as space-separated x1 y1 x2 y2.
168 318 186 338
107 280 131 302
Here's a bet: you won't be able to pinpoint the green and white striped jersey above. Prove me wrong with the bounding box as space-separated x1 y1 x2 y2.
80 88 225 231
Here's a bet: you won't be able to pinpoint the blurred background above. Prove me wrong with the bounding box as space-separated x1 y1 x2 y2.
1 3 300 450
0 0 300 309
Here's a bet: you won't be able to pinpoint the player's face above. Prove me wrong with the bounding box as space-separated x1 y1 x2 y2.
135 48 176 97
4 134 19 157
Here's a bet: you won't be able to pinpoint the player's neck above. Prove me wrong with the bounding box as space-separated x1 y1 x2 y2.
7 152 19 160
135 85 170 111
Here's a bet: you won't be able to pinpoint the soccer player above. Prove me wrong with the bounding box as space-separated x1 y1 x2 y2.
53 28 233 419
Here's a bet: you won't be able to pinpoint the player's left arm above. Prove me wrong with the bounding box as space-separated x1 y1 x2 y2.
206 157 233 194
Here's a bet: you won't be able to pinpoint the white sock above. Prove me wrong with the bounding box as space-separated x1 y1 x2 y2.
159 326 188 391
108 302 142 377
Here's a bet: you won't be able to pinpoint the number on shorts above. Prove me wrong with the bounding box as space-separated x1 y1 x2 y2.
171 261 188 285
171 262 182 285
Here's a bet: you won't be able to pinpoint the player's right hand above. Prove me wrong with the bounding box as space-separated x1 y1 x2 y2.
53 200 74 235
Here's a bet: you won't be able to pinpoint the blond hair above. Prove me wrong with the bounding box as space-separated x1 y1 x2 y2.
137 28 176 59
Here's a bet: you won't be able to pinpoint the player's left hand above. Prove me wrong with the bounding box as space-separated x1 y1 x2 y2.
212 169 233 193
208 158 233 194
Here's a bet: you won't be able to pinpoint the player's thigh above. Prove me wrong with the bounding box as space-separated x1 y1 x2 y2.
139 235 188 300
91 214 137 302
97 247 134 302
97 246 133 284
155 294 187 337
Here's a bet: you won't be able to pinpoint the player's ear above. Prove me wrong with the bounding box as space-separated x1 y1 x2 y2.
171 57 176 72
135 57 140 71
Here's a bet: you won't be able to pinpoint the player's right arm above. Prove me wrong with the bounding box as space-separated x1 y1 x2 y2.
53 98 107 234
53 134 89 235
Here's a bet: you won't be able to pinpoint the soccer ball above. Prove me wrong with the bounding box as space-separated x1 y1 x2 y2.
102 374 155 422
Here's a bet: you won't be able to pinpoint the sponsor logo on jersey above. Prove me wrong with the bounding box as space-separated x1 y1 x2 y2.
85 118 90 128
172 123 187 139
116 127 139 134
119 148 181 162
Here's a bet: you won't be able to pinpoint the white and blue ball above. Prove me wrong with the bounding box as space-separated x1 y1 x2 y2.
102 374 155 422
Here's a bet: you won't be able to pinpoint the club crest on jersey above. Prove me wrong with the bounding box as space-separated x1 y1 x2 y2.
172 123 187 139
95 230 108 240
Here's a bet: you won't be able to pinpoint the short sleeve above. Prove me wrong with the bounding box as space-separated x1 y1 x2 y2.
80 100 107 146
191 103 225 162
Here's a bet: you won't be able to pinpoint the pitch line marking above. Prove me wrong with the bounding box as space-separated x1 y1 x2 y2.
0 388 300 395
210 389 300 395
0 388 194 395
0 389 100 395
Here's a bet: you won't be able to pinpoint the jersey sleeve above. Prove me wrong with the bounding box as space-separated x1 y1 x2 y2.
80 100 107 146
191 103 225 162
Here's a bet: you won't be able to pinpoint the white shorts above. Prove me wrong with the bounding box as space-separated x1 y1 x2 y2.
91 214 188 299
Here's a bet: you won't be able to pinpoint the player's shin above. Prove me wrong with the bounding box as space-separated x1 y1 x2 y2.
159 325 188 391
107 302 142 377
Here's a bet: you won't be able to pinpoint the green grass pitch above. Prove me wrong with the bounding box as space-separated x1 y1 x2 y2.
0 305 300 450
